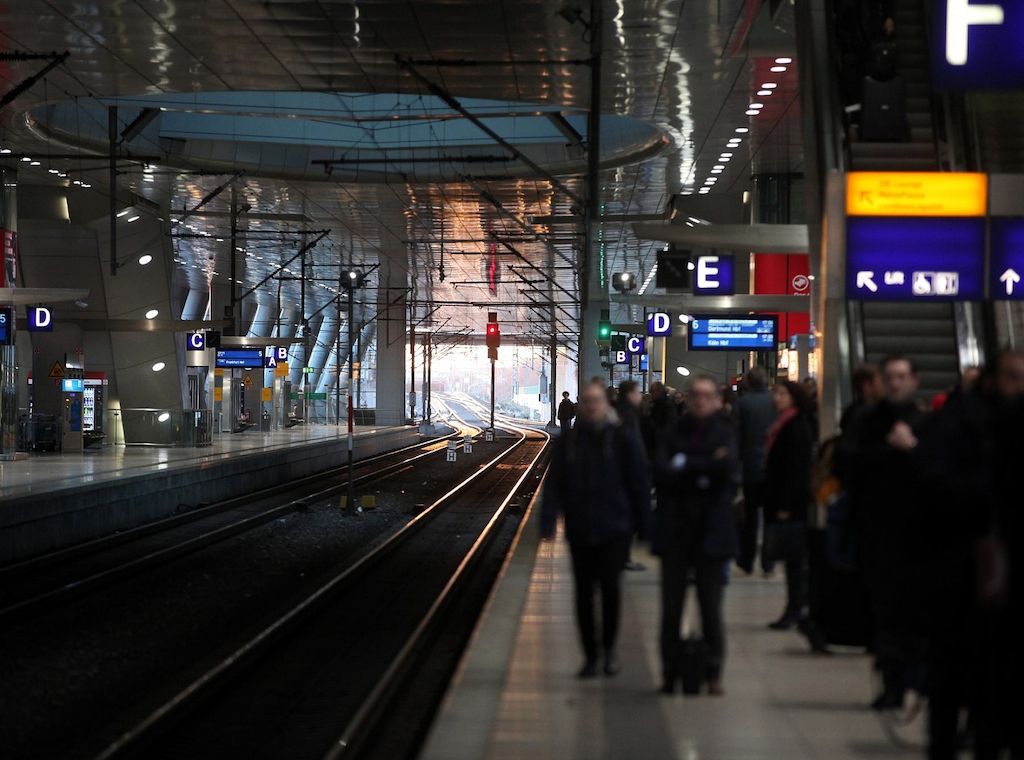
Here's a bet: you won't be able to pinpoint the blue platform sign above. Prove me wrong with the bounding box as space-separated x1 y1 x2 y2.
28 306 54 332
688 316 777 351
846 217 985 300
0 307 12 345
693 254 735 295
215 348 263 369
931 0 1024 90
646 312 672 337
625 336 644 356
990 217 1024 299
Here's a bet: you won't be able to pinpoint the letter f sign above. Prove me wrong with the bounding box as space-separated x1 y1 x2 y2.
946 0 1004 65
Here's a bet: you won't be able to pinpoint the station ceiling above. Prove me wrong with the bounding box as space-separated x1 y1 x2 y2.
0 0 802 346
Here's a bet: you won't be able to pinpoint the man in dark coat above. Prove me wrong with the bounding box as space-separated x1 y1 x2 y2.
653 376 739 695
851 354 929 710
542 379 650 678
733 366 776 575
556 391 575 436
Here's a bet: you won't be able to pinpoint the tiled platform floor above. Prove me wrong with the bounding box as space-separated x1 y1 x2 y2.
423 521 927 760
0 424 386 501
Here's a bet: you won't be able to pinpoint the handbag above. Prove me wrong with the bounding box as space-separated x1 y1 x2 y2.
679 637 708 695
763 520 804 562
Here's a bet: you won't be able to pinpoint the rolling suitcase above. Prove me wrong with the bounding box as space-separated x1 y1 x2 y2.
679 637 708 695
860 74 907 141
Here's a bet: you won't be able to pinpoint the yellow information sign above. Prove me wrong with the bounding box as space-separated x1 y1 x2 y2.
213 387 223 402
48 361 65 379
244 375 253 387
846 172 987 217
261 387 272 402
274 362 288 378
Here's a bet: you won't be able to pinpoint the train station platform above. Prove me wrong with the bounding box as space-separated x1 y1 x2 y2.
422 509 925 760
0 424 423 562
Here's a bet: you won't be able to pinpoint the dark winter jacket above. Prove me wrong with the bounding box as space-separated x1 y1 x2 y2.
652 412 739 559
541 414 650 546
557 398 576 423
764 412 815 523
733 386 776 483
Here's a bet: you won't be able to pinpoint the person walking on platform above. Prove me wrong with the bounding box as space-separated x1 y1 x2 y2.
541 379 650 678
733 366 777 576
850 355 929 711
617 380 648 572
556 390 576 436
653 376 739 695
762 381 815 630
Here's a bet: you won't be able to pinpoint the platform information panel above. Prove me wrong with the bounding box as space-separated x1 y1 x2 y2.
215 348 264 369
687 316 777 351
930 0 1024 91
990 217 1024 299
0 307 12 345
846 172 987 302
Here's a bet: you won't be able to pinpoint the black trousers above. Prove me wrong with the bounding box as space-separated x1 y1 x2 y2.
660 541 726 681
559 420 571 437
569 538 628 661
738 480 774 573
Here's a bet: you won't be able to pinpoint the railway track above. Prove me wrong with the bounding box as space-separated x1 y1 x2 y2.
96 419 549 760
0 412 478 623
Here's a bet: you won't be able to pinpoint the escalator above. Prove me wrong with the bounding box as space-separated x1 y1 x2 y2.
848 0 960 397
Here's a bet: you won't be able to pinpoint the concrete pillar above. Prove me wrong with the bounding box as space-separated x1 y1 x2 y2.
375 260 407 426
0 166 16 458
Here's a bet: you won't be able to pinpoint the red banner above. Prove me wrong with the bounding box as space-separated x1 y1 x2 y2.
752 253 809 339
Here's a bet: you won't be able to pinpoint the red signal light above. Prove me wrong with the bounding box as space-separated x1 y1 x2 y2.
486 323 499 336
486 321 501 349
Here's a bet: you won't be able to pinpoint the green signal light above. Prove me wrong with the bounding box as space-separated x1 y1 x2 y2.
598 321 612 339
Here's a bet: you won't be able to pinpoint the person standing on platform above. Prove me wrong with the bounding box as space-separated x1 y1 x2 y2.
851 355 929 710
653 376 739 695
541 378 650 678
733 366 777 576
556 390 576 436
763 381 815 630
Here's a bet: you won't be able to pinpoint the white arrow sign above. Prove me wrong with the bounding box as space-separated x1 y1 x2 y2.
1001 268 1021 295
856 271 878 292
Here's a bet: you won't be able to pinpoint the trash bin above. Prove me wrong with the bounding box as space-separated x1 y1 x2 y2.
261 409 271 432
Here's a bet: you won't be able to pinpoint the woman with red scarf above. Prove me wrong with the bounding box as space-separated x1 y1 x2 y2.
763 380 815 630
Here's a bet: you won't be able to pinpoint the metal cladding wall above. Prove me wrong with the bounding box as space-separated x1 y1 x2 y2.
753 253 811 338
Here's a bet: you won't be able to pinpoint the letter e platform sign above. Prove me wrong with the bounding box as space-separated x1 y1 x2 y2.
693 254 735 295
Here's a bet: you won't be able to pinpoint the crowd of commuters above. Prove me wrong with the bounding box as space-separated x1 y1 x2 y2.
542 353 1022 758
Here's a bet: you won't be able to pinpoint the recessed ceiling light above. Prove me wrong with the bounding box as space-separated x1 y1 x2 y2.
157 411 171 422
771 66 787 73
116 209 131 217
676 366 691 377
127 215 140 223
735 127 749 133
746 110 759 116
749 103 764 109
720 152 733 157
713 165 726 170
757 90 772 96
81 183 91 188
699 187 710 194
775 57 793 64
711 169 723 174
20 156 31 162
686 221 694 227
29 160 40 166
145 309 159 319
152 362 166 372
138 254 153 265
0 147 10 154
762 83 778 89
48 168 59 174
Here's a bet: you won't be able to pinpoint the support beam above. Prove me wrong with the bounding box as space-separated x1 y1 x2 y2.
633 222 810 253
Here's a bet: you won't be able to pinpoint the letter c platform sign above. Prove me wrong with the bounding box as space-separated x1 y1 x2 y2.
187 331 205 351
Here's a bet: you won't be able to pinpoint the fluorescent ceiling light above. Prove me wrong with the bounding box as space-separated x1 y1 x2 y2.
127 215 140 223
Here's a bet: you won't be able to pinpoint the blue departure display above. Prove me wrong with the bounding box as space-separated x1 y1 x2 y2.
0 307 11 346
846 217 985 301
687 316 777 351
215 348 264 368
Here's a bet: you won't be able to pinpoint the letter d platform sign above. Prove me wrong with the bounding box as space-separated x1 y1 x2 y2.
647 312 672 337
28 306 53 331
